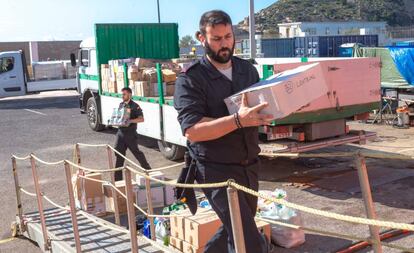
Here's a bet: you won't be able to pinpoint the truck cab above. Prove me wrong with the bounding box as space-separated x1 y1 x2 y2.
71 38 104 131
0 51 27 98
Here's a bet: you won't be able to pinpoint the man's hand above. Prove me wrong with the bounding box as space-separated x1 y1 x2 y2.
238 93 273 127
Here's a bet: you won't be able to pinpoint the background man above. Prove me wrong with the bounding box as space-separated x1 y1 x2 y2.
174 10 272 253
114 87 151 180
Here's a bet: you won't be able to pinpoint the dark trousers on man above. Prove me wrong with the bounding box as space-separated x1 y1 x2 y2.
194 160 268 253
114 130 151 181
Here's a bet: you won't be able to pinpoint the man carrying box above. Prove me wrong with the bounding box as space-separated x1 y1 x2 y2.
114 87 151 180
174 10 272 253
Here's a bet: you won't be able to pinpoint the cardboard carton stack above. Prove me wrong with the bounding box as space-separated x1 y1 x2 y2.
170 208 271 252
101 57 180 97
101 64 116 93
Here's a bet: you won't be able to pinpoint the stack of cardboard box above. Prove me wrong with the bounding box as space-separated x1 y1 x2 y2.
101 57 180 97
101 64 116 93
170 208 271 253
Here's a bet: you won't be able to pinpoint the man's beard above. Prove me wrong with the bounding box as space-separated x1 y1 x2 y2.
204 40 235 64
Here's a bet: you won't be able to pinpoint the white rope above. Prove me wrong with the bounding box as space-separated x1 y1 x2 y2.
31 154 64 165
20 187 36 197
76 143 109 148
12 155 31 160
65 160 123 173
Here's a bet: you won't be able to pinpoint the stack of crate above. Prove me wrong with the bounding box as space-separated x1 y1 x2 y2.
101 58 180 96
101 64 116 93
170 208 271 253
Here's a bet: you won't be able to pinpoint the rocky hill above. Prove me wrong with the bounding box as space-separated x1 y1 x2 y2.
238 0 414 35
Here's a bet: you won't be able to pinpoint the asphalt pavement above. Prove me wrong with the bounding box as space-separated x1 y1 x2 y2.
0 90 414 253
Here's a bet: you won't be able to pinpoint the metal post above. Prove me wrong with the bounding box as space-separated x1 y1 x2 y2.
227 186 246 253
355 154 382 253
156 0 161 23
64 161 82 253
145 175 156 240
248 0 256 59
30 155 50 250
125 168 138 252
75 144 81 165
75 143 85 210
12 157 25 233
107 146 121 225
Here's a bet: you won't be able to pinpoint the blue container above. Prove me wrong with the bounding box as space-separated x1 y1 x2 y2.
260 38 295 57
339 47 354 57
394 41 414 47
295 35 378 57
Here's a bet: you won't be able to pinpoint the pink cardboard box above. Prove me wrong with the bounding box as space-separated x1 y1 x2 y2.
225 63 328 120
272 58 381 113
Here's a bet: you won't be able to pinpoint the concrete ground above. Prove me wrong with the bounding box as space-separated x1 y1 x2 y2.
0 90 413 253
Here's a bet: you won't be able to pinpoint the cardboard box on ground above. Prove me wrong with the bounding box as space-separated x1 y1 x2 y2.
170 208 271 251
101 58 181 97
102 172 175 213
75 171 174 215
74 172 106 216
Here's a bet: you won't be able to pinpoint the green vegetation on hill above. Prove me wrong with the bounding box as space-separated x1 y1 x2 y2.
239 0 414 34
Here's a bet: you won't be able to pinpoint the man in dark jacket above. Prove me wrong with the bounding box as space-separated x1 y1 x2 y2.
174 10 272 253
114 87 151 180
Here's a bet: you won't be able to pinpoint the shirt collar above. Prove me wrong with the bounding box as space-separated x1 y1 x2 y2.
201 56 244 80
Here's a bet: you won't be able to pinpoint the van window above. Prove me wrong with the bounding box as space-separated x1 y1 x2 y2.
80 50 89 67
0 57 15 73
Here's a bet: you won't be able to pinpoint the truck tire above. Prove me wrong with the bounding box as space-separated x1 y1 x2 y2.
157 140 186 161
86 97 105 131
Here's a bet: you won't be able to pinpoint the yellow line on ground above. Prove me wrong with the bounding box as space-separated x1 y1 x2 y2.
0 237 17 244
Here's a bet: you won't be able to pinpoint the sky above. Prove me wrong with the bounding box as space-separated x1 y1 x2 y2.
0 0 276 42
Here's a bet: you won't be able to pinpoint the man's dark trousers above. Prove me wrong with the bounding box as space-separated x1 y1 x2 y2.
114 130 151 180
195 161 268 253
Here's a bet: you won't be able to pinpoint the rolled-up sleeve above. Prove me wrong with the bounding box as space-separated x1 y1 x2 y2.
174 73 206 135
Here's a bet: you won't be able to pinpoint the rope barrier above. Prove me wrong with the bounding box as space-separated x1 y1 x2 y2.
126 166 229 189
13 142 414 252
65 160 123 173
19 183 176 252
30 154 65 166
150 162 185 172
12 155 31 160
76 143 108 148
20 187 36 197
231 182 414 232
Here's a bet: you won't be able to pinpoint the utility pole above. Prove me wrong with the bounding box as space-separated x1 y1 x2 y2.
157 0 161 23
248 0 256 59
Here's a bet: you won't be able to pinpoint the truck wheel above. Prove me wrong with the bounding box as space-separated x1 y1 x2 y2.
86 97 104 131
157 141 186 161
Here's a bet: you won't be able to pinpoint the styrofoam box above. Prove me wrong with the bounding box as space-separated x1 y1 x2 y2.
224 63 328 120
136 171 165 186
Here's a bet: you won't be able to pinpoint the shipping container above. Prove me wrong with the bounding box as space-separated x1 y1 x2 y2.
393 41 414 47
295 35 378 57
260 38 295 57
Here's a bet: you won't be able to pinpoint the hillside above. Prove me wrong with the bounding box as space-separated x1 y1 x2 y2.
239 0 414 34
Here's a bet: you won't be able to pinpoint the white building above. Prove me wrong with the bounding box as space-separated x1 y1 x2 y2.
278 21 387 45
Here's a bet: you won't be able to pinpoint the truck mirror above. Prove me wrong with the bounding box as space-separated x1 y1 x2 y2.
70 53 77 67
